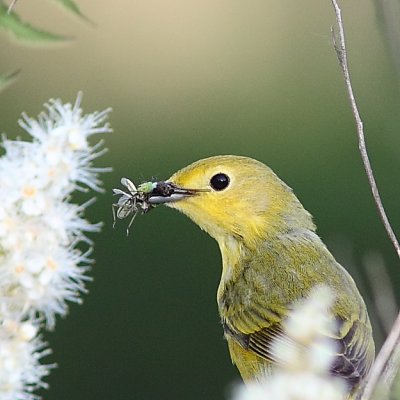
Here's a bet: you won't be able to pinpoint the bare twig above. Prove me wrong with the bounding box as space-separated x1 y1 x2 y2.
7 0 18 14
362 313 400 399
330 0 400 399
330 0 400 261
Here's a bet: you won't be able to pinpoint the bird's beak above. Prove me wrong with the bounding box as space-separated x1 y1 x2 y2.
148 181 209 204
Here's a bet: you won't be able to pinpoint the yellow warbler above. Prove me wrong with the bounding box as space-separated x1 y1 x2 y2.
149 155 374 394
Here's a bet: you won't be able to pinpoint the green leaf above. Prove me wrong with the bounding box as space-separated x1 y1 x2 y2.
52 0 93 25
0 4 69 43
0 69 19 92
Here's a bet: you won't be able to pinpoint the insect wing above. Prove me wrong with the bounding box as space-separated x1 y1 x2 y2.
113 189 133 206
121 177 137 194
117 199 136 219
115 193 131 207
117 207 134 219
113 188 128 196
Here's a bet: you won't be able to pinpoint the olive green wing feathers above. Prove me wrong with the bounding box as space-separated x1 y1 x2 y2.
331 318 375 388
223 313 374 390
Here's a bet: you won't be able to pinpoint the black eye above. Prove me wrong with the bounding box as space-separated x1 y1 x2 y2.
210 173 230 191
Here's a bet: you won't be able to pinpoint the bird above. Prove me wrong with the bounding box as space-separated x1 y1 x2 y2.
148 155 375 395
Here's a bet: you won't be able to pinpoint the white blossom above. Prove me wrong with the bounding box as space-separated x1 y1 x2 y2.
0 319 52 400
0 94 111 399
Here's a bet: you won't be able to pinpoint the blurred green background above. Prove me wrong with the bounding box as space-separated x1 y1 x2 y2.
1 0 400 399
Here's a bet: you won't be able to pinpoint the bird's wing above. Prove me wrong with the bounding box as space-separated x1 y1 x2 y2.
330 318 374 388
222 302 291 365
223 313 374 390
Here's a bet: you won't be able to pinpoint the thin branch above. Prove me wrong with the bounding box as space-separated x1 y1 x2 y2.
330 0 400 261
362 313 400 399
330 0 400 399
7 0 18 14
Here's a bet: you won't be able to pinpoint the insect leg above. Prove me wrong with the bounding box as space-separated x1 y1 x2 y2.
126 211 138 236
112 204 117 229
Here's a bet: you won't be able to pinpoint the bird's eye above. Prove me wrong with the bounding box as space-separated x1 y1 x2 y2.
210 173 230 191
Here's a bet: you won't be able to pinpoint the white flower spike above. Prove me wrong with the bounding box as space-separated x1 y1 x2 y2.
0 94 111 399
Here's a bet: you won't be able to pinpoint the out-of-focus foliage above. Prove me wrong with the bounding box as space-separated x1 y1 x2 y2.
0 0 90 90
52 0 90 23
0 3 68 43
0 69 18 92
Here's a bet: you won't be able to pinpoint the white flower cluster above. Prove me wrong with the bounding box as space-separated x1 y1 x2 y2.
232 287 348 400
0 94 111 399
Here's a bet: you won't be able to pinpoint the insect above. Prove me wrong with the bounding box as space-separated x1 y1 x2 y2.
112 177 156 235
112 177 208 235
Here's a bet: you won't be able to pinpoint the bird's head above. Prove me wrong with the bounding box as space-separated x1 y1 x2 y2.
150 155 315 250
